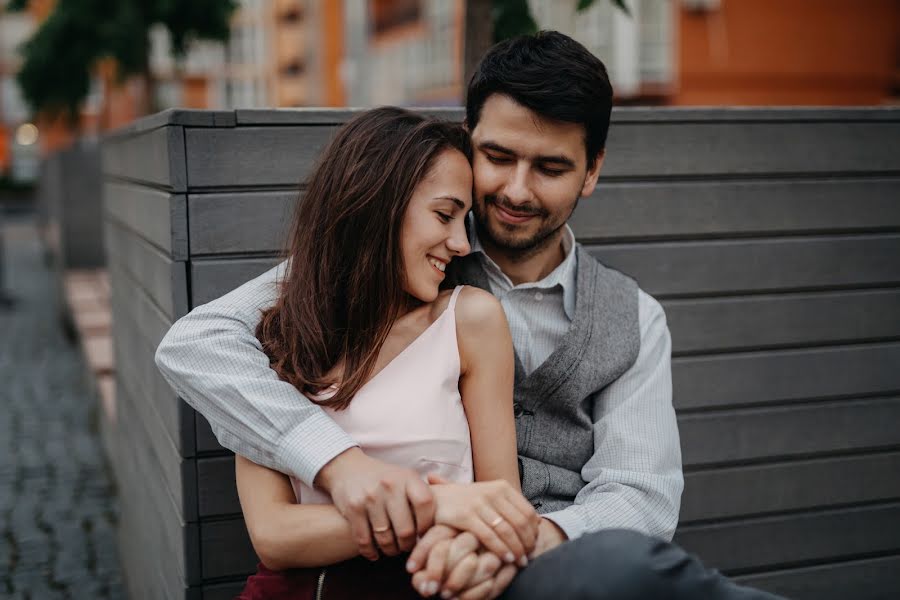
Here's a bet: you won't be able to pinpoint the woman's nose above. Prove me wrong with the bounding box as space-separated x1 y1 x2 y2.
447 224 471 257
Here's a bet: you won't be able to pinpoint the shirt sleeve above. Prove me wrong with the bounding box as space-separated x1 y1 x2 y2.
154 261 358 487
542 289 684 541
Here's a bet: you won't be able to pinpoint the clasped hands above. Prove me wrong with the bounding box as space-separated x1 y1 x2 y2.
319 450 545 598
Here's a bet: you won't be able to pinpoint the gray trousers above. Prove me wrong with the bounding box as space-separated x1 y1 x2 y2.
502 529 787 600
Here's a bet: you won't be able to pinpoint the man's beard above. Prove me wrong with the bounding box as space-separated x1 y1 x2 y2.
473 194 575 260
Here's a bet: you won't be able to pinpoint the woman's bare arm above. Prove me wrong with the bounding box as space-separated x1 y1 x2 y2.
423 287 539 562
456 287 519 488
235 455 359 570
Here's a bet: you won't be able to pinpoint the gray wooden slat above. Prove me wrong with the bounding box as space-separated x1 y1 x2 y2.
184 126 337 189
665 289 900 355
113 379 193 587
110 265 194 457
235 106 463 125
182 178 900 257
601 121 900 177
183 119 900 189
232 106 900 126
104 181 187 259
197 456 239 518
110 261 175 349
571 177 900 242
52 142 105 269
673 342 900 411
189 257 281 308
678 396 900 467
673 503 900 574
680 451 900 522
104 218 189 319
102 125 187 191
200 519 256 580
113 311 198 522
591 234 900 298
109 108 236 134
734 554 900 600
195 414 224 454
188 190 295 256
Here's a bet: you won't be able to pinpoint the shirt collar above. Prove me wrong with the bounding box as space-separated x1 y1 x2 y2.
467 214 578 320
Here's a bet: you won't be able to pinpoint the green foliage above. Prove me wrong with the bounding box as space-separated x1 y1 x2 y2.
492 0 537 42
492 0 630 42
11 0 237 121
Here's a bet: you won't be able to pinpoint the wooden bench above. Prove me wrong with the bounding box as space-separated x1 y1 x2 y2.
101 107 900 600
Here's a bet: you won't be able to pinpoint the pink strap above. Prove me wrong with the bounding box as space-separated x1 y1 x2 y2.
447 285 464 311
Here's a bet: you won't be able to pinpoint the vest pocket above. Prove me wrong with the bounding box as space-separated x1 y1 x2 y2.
518 455 550 502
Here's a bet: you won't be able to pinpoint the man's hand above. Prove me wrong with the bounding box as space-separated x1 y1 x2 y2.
409 527 515 599
315 448 435 560
531 518 567 559
428 476 540 565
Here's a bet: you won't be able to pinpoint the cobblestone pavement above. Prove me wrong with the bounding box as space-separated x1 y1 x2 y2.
1 215 124 599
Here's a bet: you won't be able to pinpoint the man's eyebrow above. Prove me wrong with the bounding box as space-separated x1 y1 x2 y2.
479 141 576 169
535 154 576 169
478 141 515 155
435 196 467 210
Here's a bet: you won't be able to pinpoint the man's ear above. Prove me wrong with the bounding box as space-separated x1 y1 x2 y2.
462 118 470 132
580 150 605 198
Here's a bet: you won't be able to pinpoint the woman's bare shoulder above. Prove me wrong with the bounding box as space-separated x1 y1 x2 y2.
453 286 507 336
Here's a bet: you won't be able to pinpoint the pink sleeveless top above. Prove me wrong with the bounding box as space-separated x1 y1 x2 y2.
292 286 474 504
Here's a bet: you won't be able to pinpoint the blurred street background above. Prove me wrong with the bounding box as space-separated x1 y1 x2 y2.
1 1 898 598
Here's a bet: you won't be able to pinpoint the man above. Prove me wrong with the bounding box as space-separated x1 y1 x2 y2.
157 31 782 599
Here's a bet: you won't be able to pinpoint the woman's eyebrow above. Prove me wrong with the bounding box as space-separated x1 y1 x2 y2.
434 196 467 210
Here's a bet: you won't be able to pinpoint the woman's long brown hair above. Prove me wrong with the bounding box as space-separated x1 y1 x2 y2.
256 107 472 410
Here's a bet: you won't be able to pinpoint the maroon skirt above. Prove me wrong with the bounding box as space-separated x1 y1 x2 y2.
237 554 423 600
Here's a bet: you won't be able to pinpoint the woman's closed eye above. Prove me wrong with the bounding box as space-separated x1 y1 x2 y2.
436 211 454 223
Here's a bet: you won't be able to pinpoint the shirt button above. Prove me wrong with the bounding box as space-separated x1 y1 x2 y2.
534 292 544 301
513 402 524 417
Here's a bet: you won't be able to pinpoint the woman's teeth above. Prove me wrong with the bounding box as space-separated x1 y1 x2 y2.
428 257 446 272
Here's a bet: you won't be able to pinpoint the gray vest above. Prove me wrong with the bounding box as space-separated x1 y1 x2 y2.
446 246 641 512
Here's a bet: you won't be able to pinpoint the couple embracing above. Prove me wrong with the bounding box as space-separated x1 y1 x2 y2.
157 31 784 600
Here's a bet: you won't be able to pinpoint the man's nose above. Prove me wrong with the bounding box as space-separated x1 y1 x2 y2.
503 163 533 205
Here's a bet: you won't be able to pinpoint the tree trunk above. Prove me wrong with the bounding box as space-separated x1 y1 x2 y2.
463 0 494 88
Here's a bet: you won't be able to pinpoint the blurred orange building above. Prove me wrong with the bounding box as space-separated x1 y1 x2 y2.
674 0 900 106
2 0 898 179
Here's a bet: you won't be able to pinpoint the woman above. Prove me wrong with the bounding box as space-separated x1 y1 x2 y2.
235 108 535 599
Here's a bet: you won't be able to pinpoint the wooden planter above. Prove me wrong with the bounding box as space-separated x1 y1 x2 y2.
101 107 900 600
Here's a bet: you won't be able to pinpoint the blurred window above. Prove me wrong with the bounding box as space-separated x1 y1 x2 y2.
370 0 421 34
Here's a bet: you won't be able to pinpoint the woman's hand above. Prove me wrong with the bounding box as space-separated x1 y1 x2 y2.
428 476 539 565
409 526 517 599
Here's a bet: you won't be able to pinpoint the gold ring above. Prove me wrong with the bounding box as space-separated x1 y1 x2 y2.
489 517 504 528
372 525 390 533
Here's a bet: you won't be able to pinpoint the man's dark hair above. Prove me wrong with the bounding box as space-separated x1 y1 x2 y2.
465 30 614 166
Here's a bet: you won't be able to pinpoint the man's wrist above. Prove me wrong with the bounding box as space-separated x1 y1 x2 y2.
535 517 567 557
314 446 365 492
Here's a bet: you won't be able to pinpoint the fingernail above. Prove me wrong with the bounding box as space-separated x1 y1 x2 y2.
504 552 515 563
518 555 529 567
406 560 417 572
440 590 453 599
427 581 439 595
419 582 430 595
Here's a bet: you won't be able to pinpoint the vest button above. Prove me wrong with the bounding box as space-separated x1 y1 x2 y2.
513 402 524 417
